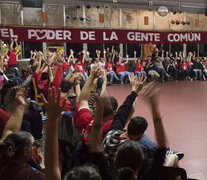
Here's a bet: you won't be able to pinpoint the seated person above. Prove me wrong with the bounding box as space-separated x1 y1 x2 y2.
116 54 131 84
134 51 146 78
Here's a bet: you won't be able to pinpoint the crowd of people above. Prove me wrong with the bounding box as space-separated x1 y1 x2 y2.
0 39 200 180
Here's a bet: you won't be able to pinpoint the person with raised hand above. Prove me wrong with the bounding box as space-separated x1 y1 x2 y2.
103 73 147 162
41 87 66 180
0 88 44 180
1 88 26 142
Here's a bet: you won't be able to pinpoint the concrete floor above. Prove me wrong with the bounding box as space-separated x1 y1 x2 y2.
106 81 207 179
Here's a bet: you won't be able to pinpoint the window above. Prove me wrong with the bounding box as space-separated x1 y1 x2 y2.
23 41 42 58
88 44 103 58
126 44 141 58
66 43 83 57
171 44 183 56
187 43 197 55
199 43 207 57
105 43 120 53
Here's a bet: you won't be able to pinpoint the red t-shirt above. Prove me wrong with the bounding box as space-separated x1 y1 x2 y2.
205 62 207 69
8 49 17 65
74 63 85 72
60 97 71 112
33 71 48 95
116 62 126 74
135 62 143 72
175 61 178 68
182 62 188 71
74 102 112 143
141 59 147 68
0 161 44 180
63 61 70 72
106 62 113 72
0 108 11 135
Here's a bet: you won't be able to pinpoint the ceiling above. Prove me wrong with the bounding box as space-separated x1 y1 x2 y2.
1 0 207 14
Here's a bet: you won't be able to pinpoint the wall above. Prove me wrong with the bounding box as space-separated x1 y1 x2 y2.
1 2 207 31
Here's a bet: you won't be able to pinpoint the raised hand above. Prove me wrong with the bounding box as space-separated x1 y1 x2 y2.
129 73 147 94
90 65 102 79
15 88 26 106
70 49 74 54
140 82 160 105
134 51 137 55
41 87 66 121
87 51 90 56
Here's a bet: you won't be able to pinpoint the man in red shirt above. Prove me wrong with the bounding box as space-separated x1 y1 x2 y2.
74 65 117 144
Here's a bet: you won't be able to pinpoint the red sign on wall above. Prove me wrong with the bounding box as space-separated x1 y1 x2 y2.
0 26 206 44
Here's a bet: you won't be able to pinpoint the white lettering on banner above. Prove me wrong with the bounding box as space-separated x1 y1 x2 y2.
80 31 96 40
80 31 88 40
103 32 109 40
0 28 18 38
28 29 72 40
9 29 18 38
127 32 160 42
111 32 118 40
0 28 9 37
47 30 55 40
167 33 201 42
103 32 118 41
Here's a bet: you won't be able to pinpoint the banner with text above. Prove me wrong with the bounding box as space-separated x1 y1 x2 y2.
0 26 206 44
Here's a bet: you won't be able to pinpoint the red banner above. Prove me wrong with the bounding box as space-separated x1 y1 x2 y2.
0 26 206 44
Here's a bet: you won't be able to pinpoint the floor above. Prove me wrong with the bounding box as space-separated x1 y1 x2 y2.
106 81 207 180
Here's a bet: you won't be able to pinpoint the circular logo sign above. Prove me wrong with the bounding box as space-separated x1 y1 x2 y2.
157 6 169 17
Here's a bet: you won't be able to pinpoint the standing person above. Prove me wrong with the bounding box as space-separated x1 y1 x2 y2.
8 38 18 68
116 54 131 84
134 51 146 78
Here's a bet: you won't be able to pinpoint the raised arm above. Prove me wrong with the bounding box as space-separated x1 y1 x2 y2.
134 51 137 64
48 65 54 83
142 83 166 148
161 49 164 61
79 65 102 108
42 87 66 180
96 50 101 61
111 49 116 64
106 74 147 133
88 97 105 152
70 49 75 64
100 72 107 97
10 38 14 51
65 66 74 81
14 38 18 51
82 50 86 64
35 53 43 74
103 49 107 63
125 54 129 64
0 88 26 142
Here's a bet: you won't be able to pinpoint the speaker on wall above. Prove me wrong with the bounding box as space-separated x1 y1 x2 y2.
22 0 43 8
205 8 207 16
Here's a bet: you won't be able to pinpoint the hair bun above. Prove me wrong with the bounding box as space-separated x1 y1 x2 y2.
118 167 135 180
4 138 16 157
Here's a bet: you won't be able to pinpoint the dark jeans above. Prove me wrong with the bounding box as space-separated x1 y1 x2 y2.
168 67 178 80
156 68 168 81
